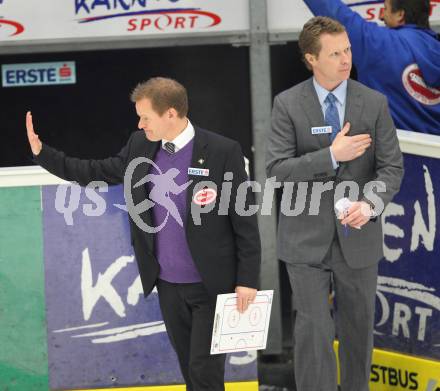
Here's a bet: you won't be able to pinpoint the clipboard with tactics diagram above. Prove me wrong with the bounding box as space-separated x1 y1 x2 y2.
210 290 274 355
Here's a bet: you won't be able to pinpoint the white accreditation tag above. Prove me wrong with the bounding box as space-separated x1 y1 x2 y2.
188 167 209 176
311 126 332 135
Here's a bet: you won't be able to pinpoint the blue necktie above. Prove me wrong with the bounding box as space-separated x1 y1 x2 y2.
324 93 340 141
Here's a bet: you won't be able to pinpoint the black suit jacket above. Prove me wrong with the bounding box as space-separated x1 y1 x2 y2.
35 126 261 298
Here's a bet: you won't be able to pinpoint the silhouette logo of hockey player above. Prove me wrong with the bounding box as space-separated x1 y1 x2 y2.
132 163 192 230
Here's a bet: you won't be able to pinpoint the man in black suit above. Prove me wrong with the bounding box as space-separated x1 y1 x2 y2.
26 77 261 391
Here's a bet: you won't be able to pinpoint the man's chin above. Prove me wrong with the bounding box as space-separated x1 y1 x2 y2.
340 71 351 80
144 131 157 141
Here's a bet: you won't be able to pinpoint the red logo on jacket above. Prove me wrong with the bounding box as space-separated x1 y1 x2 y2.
402 63 440 106
193 188 217 206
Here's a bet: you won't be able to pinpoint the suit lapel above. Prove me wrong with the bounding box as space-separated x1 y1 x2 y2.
130 136 160 247
185 127 209 227
338 80 364 177
343 80 363 130
131 138 160 205
300 79 331 149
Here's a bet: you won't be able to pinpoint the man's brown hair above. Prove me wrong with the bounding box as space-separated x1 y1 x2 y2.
130 77 188 118
298 16 346 70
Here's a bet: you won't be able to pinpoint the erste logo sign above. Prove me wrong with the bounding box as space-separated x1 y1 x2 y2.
2 62 76 88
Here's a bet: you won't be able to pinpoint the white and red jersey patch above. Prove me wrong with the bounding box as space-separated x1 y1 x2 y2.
193 188 217 206
402 63 440 106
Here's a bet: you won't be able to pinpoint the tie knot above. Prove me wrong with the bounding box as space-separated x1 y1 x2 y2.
325 92 337 105
164 142 175 154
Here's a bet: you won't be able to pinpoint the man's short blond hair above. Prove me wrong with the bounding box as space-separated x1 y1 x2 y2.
130 77 188 118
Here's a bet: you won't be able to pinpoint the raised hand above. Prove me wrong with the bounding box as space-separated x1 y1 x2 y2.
331 122 372 162
26 111 42 156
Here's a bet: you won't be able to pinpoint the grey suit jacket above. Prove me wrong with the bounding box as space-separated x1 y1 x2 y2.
266 78 404 269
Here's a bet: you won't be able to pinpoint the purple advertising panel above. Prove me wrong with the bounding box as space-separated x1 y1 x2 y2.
375 154 440 360
42 184 257 390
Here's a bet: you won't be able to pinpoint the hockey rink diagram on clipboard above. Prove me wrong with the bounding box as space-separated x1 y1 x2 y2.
211 290 274 355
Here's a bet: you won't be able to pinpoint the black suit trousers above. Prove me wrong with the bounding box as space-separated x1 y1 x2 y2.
156 279 226 391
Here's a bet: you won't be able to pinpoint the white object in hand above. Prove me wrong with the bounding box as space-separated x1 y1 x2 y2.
334 197 352 218
334 197 361 230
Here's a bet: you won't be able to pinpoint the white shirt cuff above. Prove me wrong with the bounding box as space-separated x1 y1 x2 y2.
330 147 339 169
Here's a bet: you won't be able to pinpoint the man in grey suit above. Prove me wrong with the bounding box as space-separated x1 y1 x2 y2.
266 17 404 391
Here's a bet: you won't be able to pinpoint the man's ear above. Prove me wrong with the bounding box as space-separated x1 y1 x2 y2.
397 9 406 25
168 108 178 119
305 53 315 68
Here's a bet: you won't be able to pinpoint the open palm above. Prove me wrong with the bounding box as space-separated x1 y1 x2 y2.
26 111 42 155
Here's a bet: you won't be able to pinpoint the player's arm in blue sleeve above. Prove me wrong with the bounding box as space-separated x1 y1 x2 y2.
303 0 390 69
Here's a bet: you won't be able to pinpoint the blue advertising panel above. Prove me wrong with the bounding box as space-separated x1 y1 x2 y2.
375 153 440 360
42 184 257 390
